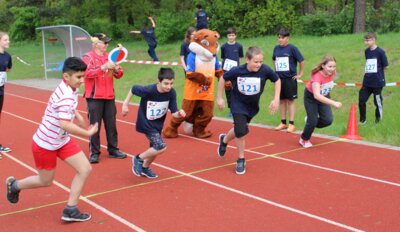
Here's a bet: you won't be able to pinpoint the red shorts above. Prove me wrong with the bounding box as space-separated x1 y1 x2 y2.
32 138 81 170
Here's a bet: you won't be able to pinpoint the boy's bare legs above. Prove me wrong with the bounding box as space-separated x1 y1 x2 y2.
64 151 92 206
275 100 288 130
287 100 296 132
15 169 56 190
140 147 165 168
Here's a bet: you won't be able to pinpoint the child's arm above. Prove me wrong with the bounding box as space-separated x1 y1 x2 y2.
217 76 226 111
122 90 134 116
148 16 156 28
311 83 342 108
294 61 305 80
172 109 186 118
60 120 98 137
269 79 281 114
74 110 87 129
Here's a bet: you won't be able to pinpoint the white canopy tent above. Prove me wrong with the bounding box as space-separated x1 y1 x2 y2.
36 25 92 79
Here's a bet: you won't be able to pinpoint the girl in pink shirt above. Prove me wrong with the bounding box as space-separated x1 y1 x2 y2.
300 55 342 148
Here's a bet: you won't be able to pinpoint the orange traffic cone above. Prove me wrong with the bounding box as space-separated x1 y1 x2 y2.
341 103 362 140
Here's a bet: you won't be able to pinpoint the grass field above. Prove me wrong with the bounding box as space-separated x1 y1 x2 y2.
7 32 400 146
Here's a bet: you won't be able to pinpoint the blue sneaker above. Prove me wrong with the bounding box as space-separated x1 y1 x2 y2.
132 155 143 177
217 134 227 157
235 158 246 175
141 167 158 179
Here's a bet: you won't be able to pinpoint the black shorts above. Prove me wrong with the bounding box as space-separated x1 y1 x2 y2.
233 114 251 138
280 78 298 100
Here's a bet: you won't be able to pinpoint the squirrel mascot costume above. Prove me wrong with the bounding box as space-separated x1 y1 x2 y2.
163 29 223 138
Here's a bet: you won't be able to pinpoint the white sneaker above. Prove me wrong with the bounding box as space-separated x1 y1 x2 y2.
299 138 313 148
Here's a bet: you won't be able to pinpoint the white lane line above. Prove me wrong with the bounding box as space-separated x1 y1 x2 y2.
1 112 144 232
4 110 363 231
6 92 400 188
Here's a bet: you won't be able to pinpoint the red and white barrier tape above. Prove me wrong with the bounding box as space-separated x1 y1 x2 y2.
15 56 31 66
297 79 400 87
124 59 182 66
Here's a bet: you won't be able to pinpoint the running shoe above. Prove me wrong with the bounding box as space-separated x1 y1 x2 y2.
217 134 227 157
61 207 91 222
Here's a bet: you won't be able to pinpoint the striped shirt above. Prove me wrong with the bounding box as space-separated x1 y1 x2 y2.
33 80 78 150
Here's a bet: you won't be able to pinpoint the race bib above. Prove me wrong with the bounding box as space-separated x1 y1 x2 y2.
275 57 289 72
237 77 260 95
320 81 334 96
146 101 169 120
0 72 7 87
365 59 377 73
223 59 238 71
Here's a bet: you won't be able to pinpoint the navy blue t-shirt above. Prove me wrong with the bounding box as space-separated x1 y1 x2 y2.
195 10 208 29
221 42 244 72
223 64 279 118
363 46 388 88
0 51 12 95
180 42 191 65
132 84 178 133
141 27 157 47
272 44 304 79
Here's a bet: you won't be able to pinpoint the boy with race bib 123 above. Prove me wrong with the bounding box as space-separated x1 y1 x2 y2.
122 68 185 178
358 32 389 124
299 55 342 148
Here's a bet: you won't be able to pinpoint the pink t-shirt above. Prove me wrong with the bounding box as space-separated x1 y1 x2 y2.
306 71 335 96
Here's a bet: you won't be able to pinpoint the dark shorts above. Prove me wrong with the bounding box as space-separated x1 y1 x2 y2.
0 94 3 114
280 78 298 100
146 132 166 151
233 114 251 138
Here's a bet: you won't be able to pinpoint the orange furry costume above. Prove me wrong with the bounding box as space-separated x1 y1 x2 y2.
163 29 223 138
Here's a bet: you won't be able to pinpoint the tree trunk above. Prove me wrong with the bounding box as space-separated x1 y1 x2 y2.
374 0 385 9
353 0 366 33
305 0 315 14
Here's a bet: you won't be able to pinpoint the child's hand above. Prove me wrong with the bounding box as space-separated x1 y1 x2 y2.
178 109 186 118
122 103 129 116
217 97 225 111
269 99 279 114
88 122 99 136
333 101 342 109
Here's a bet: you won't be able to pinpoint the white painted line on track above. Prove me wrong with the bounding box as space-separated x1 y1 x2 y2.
4 110 365 231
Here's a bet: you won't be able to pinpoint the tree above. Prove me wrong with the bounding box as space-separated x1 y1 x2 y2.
353 0 366 33
305 0 315 14
374 0 385 9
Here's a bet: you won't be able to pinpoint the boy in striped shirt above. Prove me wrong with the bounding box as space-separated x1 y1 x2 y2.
5 57 98 222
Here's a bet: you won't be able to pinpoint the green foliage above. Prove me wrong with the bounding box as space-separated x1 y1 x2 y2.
367 1 400 33
9 6 39 41
156 10 193 44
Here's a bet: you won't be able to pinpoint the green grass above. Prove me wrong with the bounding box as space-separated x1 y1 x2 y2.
7 33 400 146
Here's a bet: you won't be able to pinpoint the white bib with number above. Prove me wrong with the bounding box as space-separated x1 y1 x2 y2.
0 72 7 87
146 101 169 120
320 81 334 96
223 59 238 71
237 77 261 95
275 57 289 72
365 59 377 73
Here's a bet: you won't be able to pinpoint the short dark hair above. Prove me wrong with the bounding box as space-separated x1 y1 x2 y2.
364 32 376 40
226 27 237 35
63 57 87 74
196 4 202 9
158 68 175 81
278 28 290 37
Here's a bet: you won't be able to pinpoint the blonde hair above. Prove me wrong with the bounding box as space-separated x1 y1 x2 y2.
311 55 336 74
0 31 8 39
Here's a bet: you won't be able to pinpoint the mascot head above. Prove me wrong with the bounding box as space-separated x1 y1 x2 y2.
189 29 220 61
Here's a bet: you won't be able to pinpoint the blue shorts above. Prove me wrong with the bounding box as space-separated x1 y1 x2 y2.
146 132 166 151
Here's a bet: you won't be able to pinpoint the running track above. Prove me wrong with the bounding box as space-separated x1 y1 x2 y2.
0 83 399 231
